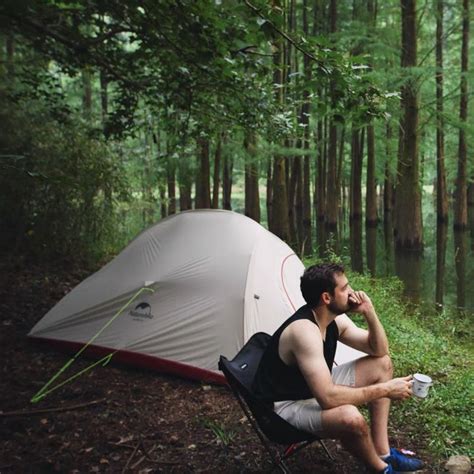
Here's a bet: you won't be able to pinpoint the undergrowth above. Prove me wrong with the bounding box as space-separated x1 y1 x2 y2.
347 271 473 459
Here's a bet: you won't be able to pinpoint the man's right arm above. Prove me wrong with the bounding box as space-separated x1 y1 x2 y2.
290 321 412 409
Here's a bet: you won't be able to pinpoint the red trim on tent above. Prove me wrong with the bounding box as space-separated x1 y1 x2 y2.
28 336 226 385
281 253 297 312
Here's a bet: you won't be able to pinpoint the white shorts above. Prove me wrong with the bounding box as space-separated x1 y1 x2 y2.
273 360 356 435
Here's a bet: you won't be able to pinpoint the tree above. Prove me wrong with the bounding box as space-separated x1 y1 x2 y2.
453 0 469 230
395 0 423 250
435 0 448 223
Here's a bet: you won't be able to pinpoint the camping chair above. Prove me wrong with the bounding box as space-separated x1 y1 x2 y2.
218 332 333 473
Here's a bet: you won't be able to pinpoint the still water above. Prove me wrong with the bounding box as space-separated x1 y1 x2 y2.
354 209 474 314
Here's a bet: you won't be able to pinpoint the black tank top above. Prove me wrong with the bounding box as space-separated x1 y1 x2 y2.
253 305 339 402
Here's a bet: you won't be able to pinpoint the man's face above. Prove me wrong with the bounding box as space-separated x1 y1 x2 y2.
327 272 352 315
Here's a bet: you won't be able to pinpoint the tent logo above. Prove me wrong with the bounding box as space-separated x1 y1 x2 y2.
129 302 154 320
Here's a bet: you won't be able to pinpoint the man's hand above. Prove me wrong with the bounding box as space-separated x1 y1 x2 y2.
385 375 413 400
348 290 375 316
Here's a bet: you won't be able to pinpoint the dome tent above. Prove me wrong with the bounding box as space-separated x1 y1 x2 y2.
29 210 362 383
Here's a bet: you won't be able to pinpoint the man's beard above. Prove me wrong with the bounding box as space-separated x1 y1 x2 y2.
328 299 350 315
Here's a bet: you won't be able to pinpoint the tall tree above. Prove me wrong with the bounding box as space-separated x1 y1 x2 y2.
269 0 290 241
435 0 448 223
325 0 339 235
453 0 470 230
212 135 222 209
244 131 261 222
82 67 92 118
395 0 423 250
222 136 233 210
195 137 211 209
350 127 365 273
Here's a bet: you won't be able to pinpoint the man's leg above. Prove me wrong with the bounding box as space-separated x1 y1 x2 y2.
275 398 388 472
320 404 388 472
354 354 393 455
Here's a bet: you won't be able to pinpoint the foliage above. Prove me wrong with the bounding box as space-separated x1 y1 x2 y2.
0 91 128 262
201 417 236 447
348 272 474 459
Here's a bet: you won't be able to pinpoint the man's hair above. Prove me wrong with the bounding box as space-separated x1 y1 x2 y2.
300 262 345 307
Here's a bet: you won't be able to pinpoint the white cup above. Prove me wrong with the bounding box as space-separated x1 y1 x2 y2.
412 373 433 398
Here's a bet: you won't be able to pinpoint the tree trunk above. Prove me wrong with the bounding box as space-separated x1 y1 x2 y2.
326 0 338 236
316 118 327 256
395 0 423 250
167 156 176 215
82 67 92 118
435 222 447 309
435 0 448 223
100 70 108 126
266 159 273 228
212 135 222 209
350 127 364 273
222 136 233 210
366 124 378 226
269 0 290 241
6 33 14 77
299 0 312 256
195 137 211 209
454 0 469 230
287 139 299 246
244 132 261 222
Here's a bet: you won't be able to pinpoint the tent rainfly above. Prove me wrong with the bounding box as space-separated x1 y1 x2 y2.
29 210 363 383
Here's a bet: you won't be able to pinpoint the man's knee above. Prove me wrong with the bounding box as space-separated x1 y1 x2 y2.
379 354 393 378
339 405 368 436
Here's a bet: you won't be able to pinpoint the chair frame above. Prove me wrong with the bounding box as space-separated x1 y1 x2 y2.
219 332 333 473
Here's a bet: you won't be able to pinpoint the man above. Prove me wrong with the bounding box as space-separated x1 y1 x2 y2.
253 263 423 473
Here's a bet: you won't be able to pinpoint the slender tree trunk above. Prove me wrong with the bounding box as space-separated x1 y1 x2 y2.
299 0 312 256
266 159 273 227
288 139 299 246
167 157 176 216
195 137 211 209
316 117 327 256
244 132 261 222
435 222 447 309
326 0 339 236
270 0 290 241
293 145 303 249
100 70 108 126
82 67 92 118
435 0 448 223
395 0 423 250
366 124 378 226
350 127 364 273
454 0 469 230
6 33 14 77
212 135 222 209
222 136 233 210
178 161 193 212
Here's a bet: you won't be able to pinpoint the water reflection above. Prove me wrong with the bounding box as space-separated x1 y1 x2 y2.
350 218 363 273
383 214 395 276
453 230 467 309
394 249 422 303
366 225 377 276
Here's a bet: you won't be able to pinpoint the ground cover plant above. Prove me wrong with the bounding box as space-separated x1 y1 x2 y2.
347 271 474 460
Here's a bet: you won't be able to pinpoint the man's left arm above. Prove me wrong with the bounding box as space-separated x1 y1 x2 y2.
337 291 389 357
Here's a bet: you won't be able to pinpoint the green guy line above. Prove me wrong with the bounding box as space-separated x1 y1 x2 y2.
31 286 155 403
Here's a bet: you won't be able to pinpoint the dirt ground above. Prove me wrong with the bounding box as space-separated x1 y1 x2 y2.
0 261 438 473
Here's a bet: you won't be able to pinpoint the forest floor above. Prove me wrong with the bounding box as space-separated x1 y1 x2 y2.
0 261 438 473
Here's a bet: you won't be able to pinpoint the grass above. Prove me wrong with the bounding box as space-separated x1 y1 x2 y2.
346 271 474 459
